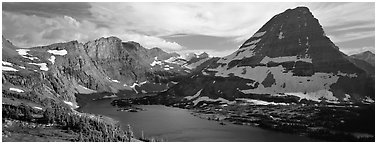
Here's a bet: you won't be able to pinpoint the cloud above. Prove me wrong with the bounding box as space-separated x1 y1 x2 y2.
119 33 183 51
2 2 374 57
88 3 301 42
88 2 374 44
2 2 92 19
2 11 183 51
327 30 375 43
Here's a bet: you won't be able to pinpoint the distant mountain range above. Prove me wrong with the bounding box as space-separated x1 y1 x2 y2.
2 35 209 109
350 51 374 66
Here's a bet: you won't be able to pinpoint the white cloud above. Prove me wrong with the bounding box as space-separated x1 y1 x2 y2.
88 2 374 44
89 3 300 43
3 11 183 52
3 2 374 56
119 33 183 51
308 3 374 28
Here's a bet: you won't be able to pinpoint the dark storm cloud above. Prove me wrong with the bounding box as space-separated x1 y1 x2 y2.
2 2 92 19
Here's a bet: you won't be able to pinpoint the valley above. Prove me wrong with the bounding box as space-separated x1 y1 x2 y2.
2 4 375 142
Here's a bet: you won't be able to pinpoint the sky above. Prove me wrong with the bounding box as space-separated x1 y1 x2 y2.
2 2 375 57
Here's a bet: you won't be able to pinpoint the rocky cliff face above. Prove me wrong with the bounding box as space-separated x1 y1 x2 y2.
151 7 374 106
2 36 200 109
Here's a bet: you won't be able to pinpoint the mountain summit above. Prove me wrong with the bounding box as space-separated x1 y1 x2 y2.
155 7 374 105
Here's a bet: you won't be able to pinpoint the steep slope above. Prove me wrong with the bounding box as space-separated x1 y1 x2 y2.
3 35 199 141
2 36 196 109
348 57 375 76
350 51 375 66
149 7 374 106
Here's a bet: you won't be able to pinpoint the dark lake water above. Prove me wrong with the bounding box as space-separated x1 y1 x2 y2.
79 98 317 142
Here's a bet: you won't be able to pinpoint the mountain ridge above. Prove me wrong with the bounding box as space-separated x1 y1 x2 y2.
147 6 374 106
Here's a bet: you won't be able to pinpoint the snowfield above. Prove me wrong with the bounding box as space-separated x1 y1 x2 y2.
16 49 29 55
252 31 266 38
103 95 118 98
76 85 97 94
64 101 79 108
9 88 24 93
48 55 56 64
47 49 68 55
207 58 343 103
236 98 290 105
28 63 48 71
16 49 39 60
33 106 43 110
260 56 312 64
2 61 13 66
2 66 18 71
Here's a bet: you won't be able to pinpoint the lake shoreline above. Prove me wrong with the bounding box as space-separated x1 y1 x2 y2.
79 95 319 142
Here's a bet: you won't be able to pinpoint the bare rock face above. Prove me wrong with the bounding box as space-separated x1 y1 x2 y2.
2 36 192 109
156 7 374 105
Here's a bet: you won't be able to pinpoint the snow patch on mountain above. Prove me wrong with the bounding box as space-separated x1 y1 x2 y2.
16 49 39 60
236 98 290 105
363 96 374 104
33 106 43 110
2 61 13 66
103 95 118 98
208 63 340 99
192 96 235 106
16 49 29 55
47 49 68 55
285 90 339 103
48 55 56 64
336 71 357 78
9 88 24 93
243 39 261 47
184 89 203 100
217 48 257 64
76 85 97 94
28 63 48 71
344 94 351 101
129 81 148 93
260 56 312 64
64 101 78 108
278 32 285 39
2 66 18 71
252 31 266 38
150 58 162 66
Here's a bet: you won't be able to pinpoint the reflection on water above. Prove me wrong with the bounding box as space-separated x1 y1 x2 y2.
80 99 316 142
